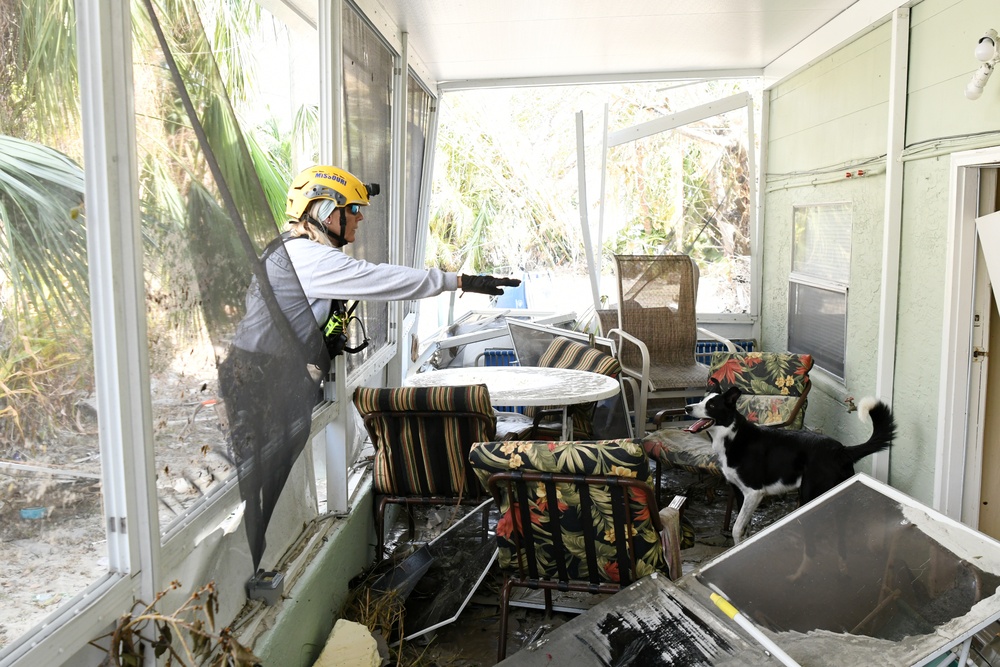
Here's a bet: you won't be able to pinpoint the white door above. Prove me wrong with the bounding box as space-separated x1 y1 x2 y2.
972 208 1000 536
937 154 1000 523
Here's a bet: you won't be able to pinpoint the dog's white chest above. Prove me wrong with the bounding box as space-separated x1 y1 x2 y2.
709 424 737 473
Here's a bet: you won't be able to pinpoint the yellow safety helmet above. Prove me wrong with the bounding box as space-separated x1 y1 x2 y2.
284 165 380 220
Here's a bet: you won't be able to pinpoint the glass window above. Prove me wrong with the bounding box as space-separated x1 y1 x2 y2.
406 73 433 271
0 3 108 649
342 6 394 374
404 73 434 321
131 1 320 545
694 475 1000 657
788 203 852 379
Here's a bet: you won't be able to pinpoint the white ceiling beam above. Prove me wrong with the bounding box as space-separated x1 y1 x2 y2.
762 0 920 89
438 69 761 92
608 92 751 147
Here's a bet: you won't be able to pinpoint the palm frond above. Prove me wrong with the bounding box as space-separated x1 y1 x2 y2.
243 118 291 229
9 0 80 141
0 135 88 329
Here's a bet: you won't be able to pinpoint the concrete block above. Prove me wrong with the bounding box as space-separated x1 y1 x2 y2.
312 619 380 667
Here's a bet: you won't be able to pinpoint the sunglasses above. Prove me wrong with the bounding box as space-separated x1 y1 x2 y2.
345 203 362 215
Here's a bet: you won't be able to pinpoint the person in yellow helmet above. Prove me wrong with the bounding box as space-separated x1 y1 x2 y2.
232 165 521 361
220 165 520 570
282 165 519 305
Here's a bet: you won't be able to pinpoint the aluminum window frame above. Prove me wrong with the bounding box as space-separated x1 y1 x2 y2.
0 2 154 663
787 201 853 380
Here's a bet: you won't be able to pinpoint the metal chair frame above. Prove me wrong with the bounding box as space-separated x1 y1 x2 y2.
360 406 495 558
485 470 662 661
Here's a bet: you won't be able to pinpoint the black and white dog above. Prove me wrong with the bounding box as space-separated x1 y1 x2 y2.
685 384 896 545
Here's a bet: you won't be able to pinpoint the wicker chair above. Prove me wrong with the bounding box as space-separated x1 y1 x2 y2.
642 351 814 533
353 384 497 559
469 438 670 661
606 254 735 435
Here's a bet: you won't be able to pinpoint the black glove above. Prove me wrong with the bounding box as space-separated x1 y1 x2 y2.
460 274 522 296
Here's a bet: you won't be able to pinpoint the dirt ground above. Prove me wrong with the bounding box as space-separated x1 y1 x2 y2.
0 368 231 651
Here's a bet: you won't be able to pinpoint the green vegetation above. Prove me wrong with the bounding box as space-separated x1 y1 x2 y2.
0 0 307 450
429 81 755 287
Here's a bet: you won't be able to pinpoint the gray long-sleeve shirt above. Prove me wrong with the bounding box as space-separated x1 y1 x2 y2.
232 236 457 355
286 239 458 325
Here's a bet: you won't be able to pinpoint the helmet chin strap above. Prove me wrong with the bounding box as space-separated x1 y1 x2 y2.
306 208 349 247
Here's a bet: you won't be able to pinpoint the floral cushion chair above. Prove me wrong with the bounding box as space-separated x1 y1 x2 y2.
469 438 667 661
642 351 813 531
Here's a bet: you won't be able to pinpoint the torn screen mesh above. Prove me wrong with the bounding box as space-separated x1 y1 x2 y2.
342 8 393 374
141 0 327 569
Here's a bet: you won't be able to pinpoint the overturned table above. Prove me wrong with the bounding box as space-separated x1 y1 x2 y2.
501 474 1000 666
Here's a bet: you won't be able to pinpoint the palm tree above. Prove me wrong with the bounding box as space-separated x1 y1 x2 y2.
0 0 310 443
0 136 88 328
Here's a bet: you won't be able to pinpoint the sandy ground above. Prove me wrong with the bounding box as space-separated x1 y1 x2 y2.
0 368 232 651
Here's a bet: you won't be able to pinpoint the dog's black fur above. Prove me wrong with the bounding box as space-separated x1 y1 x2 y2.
686 384 896 546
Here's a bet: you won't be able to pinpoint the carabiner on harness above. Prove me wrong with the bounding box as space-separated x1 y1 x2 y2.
323 301 370 357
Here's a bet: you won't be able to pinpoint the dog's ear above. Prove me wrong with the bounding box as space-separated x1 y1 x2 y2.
708 377 722 393
723 386 741 405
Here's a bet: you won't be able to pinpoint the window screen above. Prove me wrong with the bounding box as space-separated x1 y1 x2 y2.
788 203 851 379
404 73 434 316
791 203 851 283
134 1 330 573
342 6 394 373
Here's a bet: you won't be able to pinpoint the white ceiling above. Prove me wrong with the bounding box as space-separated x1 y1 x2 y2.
267 0 908 89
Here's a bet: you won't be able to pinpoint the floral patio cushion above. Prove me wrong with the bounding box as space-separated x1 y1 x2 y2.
642 429 720 476
707 352 813 429
469 438 666 583
353 384 496 498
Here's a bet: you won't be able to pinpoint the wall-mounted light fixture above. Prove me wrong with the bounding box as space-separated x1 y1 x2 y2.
966 28 1000 100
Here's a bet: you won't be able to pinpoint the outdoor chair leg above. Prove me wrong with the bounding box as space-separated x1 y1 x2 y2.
544 588 553 617
497 578 514 662
375 496 390 560
723 485 735 533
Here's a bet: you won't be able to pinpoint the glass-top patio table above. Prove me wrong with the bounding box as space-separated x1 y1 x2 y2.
403 366 621 440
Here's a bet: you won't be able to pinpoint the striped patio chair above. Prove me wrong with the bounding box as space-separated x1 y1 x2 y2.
353 384 497 559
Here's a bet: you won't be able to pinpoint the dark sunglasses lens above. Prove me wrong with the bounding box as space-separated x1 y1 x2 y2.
347 204 361 214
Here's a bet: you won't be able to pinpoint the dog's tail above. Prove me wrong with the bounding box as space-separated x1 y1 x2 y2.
846 397 897 463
